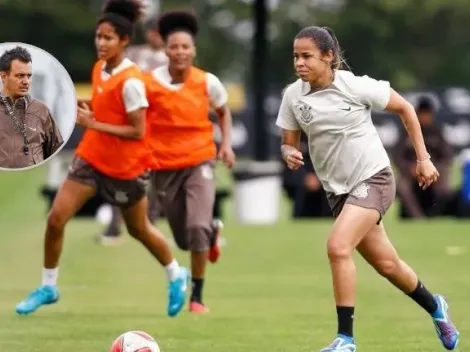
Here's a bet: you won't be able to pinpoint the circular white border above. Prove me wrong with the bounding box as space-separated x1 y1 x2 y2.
0 41 77 172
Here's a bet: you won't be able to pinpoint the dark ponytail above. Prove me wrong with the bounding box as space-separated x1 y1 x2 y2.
322 26 344 70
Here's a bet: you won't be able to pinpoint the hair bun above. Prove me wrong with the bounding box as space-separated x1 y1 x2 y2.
158 10 198 40
103 0 144 24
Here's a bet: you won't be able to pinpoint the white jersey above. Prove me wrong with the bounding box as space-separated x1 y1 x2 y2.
276 70 391 195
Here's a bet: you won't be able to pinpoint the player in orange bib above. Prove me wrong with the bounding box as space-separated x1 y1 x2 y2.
144 11 236 314
15 0 189 318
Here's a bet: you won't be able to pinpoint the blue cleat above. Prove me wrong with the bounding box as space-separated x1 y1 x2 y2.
16 285 59 315
432 294 460 350
167 266 189 317
321 334 356 352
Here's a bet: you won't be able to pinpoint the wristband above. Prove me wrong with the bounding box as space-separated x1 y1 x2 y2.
417 153 431 163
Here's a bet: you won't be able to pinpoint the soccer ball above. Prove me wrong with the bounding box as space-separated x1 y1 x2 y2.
110 331 160 352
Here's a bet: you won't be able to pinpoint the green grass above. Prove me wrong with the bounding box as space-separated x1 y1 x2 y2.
0 163 469 351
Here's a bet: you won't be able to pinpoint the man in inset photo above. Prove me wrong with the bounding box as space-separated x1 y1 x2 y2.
0 46 63 169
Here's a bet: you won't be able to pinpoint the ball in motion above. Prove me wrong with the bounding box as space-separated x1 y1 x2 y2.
110 331 160 352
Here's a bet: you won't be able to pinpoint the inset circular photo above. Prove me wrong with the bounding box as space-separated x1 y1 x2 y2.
0 42 77 170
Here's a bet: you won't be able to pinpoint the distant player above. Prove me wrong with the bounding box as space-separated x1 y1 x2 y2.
127 17 168 71
101 16 168 245
15 0 188 318
144 10 235 314
276 26 460 351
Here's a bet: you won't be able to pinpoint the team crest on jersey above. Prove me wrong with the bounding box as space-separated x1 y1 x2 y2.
351 183 370 199
296 103 314 124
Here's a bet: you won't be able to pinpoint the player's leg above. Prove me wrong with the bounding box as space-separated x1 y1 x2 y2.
152 170 203 312
321 168 394 351
146 172 161 224
118 175 189 317
185 162 217 313
208 217 224 263
16 158 97 315
321 203 378 352
100 172 161 245
357 223 460 350
209 190 225 263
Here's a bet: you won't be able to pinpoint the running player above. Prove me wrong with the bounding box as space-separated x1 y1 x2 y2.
276 26 460 351
144 10 235 314
101 16 169 245
15 0 189 318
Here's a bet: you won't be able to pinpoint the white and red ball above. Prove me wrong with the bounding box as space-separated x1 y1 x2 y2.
110 331 160 352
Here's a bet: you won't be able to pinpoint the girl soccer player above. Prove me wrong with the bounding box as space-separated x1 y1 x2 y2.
276 26 460 351
101 17 169 245
16 0 188 318
144 11 235 314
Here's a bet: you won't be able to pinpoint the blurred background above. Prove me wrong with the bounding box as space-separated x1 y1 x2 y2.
0 1 469 351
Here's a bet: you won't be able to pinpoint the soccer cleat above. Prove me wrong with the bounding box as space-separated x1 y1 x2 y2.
432 294 460 350
189 301 210 314
167 267 189 317
15 285 59 315
208 219 223 263
320 335 356 352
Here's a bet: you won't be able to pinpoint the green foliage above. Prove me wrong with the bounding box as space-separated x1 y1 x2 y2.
1 0 470 88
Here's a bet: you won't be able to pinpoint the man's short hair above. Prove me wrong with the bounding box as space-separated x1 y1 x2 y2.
0 46 32 73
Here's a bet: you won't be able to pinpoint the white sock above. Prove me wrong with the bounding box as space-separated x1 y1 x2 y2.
42 268 59 287
164 260 180 282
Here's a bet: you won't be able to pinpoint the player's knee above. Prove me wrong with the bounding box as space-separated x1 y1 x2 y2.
327 238 353 262
187 226 211 252
47 209 67 234
374 259 399 278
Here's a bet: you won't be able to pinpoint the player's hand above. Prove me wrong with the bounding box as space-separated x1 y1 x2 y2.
77 103 95 128
218 142 236 169
283 147 304 170
416 159 439 190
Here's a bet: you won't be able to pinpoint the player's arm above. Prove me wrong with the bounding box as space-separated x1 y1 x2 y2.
89 108 146 140
214 105 232 147
77 78 148 140
280 129 304 170
208 73 231 147
385 89 429 162
275 85 304 170
208 73 236 167
362 76 437 188
355 75 430 162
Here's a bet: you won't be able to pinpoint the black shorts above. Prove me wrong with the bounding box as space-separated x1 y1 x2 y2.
67 157 150 208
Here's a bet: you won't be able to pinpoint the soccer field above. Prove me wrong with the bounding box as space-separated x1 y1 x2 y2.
0 165 469 351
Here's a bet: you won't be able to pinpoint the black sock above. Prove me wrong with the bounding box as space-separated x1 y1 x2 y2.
337 306 354 338
209 225 217 248
191 278 204 303
407 280 438 315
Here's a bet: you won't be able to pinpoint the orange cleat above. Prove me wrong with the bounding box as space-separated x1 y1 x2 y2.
208 219 223 263
189 301 210 314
